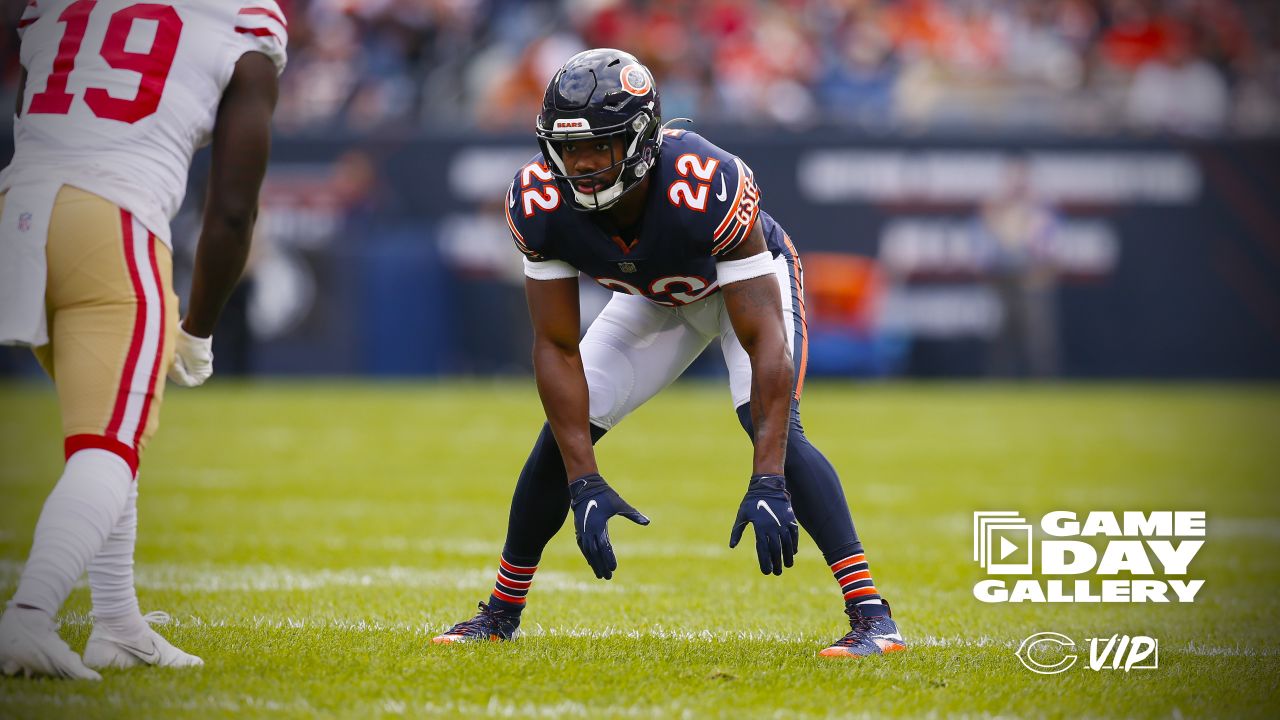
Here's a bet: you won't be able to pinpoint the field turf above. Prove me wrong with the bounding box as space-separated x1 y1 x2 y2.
0 380 1278 719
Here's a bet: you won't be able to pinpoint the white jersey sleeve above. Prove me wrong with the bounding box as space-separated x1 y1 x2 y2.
233 1 289 75
15 1 40 40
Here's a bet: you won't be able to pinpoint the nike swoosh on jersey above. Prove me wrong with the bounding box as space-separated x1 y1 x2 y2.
716 173 728 202
757 499 782 526
583 499 598 531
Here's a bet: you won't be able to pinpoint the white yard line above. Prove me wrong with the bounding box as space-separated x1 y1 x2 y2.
391 698 696 719
126 515 1280 559
131 532 742 559
0 690 316 714
0 560 658 595
30 609 1280 657
0 691 691 720
1211 517 1280 540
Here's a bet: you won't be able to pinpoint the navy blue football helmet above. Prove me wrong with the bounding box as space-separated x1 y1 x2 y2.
536 49 663 211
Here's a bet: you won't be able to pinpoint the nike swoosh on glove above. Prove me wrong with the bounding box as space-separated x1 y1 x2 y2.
568 473 650 580
168 325 213 387
729 474 800 575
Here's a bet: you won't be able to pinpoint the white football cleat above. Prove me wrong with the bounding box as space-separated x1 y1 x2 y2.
0 606 102 680
83 611 203 670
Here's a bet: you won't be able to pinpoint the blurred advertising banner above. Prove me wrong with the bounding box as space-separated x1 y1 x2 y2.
419 132 1279 379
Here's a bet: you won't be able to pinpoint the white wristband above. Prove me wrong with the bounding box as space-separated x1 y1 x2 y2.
523 256 579 280
715 250 775 285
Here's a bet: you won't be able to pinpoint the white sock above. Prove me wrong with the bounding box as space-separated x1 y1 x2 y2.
10 449 132 619
88 480 146 636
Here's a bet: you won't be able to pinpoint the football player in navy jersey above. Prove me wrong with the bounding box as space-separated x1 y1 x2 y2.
433 49 905 657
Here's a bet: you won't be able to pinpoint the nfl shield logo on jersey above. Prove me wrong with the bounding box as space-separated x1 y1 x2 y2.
17 212 32 232
618 261 637 273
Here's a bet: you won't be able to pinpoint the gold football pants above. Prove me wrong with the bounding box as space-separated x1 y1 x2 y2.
2 186 176 474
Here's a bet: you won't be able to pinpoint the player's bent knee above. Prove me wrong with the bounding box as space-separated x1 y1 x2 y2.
788 423 811 447
584 344 636 430
64 434 138 478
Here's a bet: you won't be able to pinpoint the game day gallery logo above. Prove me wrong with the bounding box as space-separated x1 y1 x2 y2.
973 511 1206 603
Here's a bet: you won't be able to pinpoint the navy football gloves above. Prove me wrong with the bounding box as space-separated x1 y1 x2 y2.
568 474 650 580
729 474 800 575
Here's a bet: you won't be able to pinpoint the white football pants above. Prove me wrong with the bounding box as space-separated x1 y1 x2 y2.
582 251 803 431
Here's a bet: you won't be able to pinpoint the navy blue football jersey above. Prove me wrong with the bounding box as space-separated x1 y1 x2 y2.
505 129 791 307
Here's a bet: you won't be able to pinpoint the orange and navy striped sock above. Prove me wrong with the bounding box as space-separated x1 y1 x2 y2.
829 547 884 608
488 554 537 612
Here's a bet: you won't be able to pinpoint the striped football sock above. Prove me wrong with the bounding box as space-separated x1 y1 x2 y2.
830 548 884 607
488 555 537 610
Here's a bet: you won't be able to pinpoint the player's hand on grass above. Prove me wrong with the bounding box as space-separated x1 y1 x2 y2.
729 474 800 575
569 473 650 580
168 324 214 387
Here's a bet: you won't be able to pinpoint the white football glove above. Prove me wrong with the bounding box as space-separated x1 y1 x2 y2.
168 325 214 387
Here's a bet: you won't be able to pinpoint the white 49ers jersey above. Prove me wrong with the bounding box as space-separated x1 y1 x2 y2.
0 0 288 247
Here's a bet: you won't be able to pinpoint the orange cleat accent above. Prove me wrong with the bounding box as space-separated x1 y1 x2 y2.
819 601 907 657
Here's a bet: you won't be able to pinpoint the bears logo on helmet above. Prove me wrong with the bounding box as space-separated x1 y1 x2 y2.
619 64 652 96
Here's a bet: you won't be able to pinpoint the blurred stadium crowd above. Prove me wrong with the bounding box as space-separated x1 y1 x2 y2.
0 0 1275 135
200 0 1280 135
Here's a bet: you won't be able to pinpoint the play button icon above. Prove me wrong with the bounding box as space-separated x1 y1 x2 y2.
974 512 1034 574
1000 536 1020 560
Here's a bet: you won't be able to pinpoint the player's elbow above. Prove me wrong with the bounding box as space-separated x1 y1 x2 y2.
744 331 793 371
738 326 778 355
207 201 259 242
534 333 579 358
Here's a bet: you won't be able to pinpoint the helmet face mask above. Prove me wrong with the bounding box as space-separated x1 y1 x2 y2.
536 49 662 212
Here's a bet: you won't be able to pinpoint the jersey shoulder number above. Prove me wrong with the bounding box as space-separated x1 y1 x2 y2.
506 156 562 261
661 132 761 258
16 2 40 40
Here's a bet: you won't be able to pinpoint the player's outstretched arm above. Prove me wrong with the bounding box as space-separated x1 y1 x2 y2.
525 275 649 579
720 223 800 575
172 52 279 386
720 223 793 475
525 275 597 480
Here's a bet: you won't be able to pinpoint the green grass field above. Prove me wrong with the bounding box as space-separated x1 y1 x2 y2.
0 380 1277 719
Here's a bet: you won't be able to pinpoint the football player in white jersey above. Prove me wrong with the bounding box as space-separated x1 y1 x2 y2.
0 1 287 679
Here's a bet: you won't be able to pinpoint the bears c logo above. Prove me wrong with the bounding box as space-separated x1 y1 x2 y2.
619 64 651 96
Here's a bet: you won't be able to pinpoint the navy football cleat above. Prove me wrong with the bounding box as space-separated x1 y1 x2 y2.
431 602 521 644
819 601 907 658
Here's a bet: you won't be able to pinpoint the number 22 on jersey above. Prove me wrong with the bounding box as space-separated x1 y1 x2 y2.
520 162 561 217
667 153 720 212
28 0 183 124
